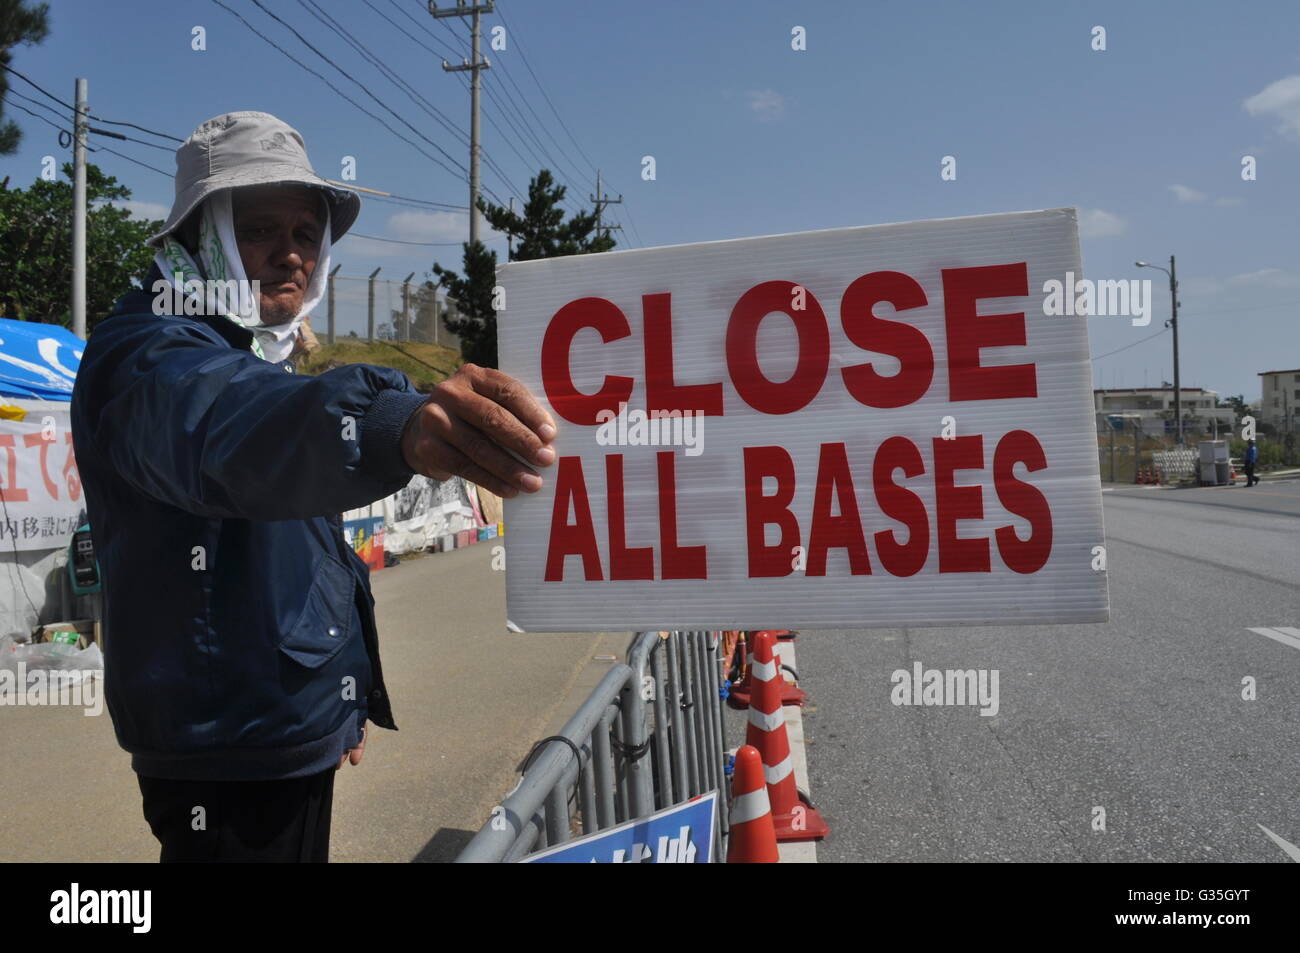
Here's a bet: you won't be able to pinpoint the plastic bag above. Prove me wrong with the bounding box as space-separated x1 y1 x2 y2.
0 634 103 683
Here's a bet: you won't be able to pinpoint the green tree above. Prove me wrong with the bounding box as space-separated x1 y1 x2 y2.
0 161 160 329
431 239 497 367
0 0 50 156
429 169 617 368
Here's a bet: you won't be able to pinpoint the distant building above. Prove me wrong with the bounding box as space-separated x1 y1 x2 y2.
1257 368 1300 434
1093 387 1236 437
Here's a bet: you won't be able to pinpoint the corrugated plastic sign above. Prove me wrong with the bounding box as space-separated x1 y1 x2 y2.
499 209 1109 631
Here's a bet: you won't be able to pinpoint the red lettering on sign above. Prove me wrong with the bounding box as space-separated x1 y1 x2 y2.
726 280 829 415
63 432 80 502
0 435 29 502
942 263 1037 401
606 454 653 580
657 451 707 579
872 436 930 577
841 271 934 409
643 293 724 416
933 435 989 573
23 432 58 499
541 297 635 425
545 456 603 581
806 442 871 576
994 429 1053 573
743 445 800 577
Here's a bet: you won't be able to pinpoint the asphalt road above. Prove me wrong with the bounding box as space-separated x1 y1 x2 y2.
800 478 1300 862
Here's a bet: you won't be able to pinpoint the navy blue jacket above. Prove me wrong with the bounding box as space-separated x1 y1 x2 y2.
70 265 430 781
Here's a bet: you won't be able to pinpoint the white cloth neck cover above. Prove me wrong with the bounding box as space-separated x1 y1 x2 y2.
152 187 332 364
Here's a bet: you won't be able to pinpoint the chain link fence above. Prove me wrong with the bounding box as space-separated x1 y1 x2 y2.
320 274 463 352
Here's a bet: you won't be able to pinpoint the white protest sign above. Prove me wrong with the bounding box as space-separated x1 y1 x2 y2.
0 408 84 552
499 208 1108 631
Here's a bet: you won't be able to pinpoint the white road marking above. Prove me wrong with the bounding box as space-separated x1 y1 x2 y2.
1247 627 1300 652
1257 824 1300 862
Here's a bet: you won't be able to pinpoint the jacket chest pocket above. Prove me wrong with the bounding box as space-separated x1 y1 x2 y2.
277 552 356 668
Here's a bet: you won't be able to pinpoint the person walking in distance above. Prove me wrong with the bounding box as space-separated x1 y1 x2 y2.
1244 438 1259 487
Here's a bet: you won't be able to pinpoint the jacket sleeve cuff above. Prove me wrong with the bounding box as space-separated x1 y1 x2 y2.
360 389 429 485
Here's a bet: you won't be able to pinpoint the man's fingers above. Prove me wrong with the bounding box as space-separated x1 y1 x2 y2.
467 365 556 439
459 365 557 461
443 415 542 493
445 387 552 468
426 442 523 500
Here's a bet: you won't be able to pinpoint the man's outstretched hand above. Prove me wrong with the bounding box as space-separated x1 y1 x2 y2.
400 363 557 498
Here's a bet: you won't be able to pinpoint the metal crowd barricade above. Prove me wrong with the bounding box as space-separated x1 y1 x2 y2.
455 631 731 863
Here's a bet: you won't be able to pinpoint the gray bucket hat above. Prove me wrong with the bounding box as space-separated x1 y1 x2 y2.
146 111 361 248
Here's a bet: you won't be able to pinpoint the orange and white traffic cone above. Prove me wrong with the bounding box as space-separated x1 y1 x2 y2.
727 745 779 863
745 631 829 842
728 635 808 709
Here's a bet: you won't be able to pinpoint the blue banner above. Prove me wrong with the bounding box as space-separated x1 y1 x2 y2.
0 319 83 401
521 792 717 863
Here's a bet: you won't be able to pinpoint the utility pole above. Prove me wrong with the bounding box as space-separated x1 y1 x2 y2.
1135 255 1182 444
1169 255 1181 446
327 263 341 345
72 78 88 339
589 169 622 242
367 266 381 342
402 271 415 342
431 1 494 245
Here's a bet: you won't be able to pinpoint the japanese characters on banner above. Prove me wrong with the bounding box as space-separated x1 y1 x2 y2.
498 209 1109 632
0 408 82 552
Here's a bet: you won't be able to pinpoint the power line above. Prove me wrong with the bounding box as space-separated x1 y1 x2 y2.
1 63 183 143
94 145 171 178
493 3 643 246
246 0 474 180
298 0 470 151
5 87 173 153
1092 327 1169 362
386 0 461 58
495 3 600 178
1 94 80 141
206 0 473 190
347 232 470 246
359 0 526 208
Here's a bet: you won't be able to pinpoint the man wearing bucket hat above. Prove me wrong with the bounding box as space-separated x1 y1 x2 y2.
69 112 557 862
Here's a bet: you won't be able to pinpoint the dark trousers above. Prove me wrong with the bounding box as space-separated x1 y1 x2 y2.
137 769 336 863
1244 462 1257 486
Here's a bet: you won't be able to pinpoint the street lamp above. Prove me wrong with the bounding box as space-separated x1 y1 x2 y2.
1136 257 1181 445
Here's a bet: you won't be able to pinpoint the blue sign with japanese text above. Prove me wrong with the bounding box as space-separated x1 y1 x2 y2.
521 792 717 863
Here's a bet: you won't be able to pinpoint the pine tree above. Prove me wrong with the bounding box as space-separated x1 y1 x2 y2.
428 169 616 368
0 1 51 156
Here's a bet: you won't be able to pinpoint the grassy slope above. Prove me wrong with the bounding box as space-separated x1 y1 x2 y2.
298 339 462 391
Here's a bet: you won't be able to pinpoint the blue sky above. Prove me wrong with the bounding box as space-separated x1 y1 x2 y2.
3 0 1298 400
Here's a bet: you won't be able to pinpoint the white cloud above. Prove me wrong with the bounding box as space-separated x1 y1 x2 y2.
114 199 170 221
1077 208 1126 238
1243 75 1300 139
336 210 503 258
747 89 788 122
386 210 471 243
1168 184 1205 203
1226 267 1300 288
